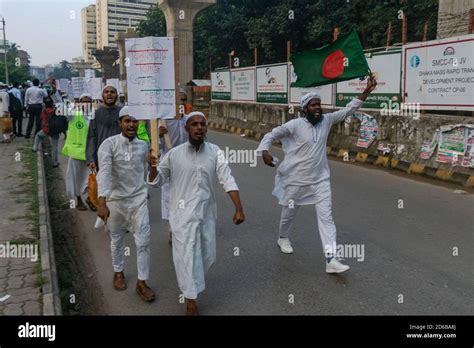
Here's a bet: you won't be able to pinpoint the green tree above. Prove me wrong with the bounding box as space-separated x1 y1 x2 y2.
52 60 79 79
138 0 439 78
0 42 32 83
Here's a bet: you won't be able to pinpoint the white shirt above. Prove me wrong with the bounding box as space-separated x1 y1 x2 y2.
149 141 239 219
0 90 9 114
25 86 48 106
256 98 363 205
97 134 150 202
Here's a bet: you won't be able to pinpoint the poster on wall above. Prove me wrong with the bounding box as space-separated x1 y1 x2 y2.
289 63 333 106
211 71 231 100
336 51 402 109
419 131 439 160
403 34 474 111
436 126 467 164
352 112 378 148
231 67 256 102
461 128 474 167
256 64 288 104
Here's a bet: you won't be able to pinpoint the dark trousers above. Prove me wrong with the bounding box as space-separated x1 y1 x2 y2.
12 112 23 135
26 104 43 137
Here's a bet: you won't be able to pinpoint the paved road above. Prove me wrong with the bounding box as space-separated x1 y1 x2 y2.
58 129 474 315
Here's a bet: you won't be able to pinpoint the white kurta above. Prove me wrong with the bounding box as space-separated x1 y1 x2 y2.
256 98 363 206
66 158 89 200
159 118 187 220
97 134 152 280
97 134 150 232
149 141 239 299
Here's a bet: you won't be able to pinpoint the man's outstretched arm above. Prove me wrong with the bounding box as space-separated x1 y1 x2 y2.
328 74 378 125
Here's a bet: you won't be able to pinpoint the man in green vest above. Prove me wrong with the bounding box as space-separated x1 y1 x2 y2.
62 93 93 210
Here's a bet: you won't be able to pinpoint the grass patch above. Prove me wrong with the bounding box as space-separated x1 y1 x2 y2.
35 275 47 288
42 139 100 315
12 143 39 238
9 238 37 245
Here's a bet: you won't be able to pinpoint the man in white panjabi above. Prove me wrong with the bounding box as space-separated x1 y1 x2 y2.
96 106 155 302
257 75 377 273
148 112 245 315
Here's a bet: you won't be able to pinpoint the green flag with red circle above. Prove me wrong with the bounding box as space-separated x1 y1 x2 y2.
291 29 370 88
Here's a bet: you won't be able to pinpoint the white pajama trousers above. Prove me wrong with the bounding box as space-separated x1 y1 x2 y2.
108 200 151 281
278 185 337 257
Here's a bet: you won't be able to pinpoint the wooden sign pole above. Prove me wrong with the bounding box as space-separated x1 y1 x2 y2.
151 118 159 157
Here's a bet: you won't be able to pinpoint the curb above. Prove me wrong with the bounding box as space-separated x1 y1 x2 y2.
208 122 474 188
37 143 62 315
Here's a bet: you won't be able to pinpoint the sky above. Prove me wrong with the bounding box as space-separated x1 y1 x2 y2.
0 0 95 66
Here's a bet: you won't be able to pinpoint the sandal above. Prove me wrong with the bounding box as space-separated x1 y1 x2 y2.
76 204 88 211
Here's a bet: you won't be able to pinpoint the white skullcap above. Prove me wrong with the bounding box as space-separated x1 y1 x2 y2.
119 106 135 119
301 91 322 108
102 84 117 93
184 111 206 124
79 93 92 101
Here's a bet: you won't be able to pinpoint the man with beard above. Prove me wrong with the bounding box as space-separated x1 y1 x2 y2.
148 111 245 315
96 106 155 302
256 74 377 273
86 85 122 171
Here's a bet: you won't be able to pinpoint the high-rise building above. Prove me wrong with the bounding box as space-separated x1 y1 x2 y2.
96 0 155 50
81 4 97 63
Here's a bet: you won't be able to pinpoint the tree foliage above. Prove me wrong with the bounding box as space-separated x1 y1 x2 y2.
52 60 79 79
0 42 32 83
138 0 438 79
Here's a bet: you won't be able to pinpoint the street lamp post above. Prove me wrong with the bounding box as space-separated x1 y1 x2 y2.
1 18 8 85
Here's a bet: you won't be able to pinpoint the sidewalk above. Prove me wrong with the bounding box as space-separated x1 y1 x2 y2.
0 136 42 315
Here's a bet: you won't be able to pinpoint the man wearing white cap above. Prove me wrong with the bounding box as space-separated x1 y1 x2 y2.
148 111 245 315
96 106 156 302
86 85 122 171
256 74 377 273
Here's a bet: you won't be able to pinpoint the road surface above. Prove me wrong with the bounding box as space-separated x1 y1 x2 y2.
57 129 474 315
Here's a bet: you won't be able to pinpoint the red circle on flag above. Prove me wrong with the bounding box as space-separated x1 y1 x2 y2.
322 50 345 79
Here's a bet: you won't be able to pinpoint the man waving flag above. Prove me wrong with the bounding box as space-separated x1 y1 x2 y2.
292 28 370 87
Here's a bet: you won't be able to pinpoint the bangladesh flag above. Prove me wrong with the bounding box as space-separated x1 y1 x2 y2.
292 29 370 88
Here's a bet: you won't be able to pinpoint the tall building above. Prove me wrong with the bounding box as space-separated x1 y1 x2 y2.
81 4 97 63
96 0 155 49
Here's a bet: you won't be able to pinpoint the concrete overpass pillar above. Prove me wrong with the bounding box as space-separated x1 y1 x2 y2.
158 0 216 87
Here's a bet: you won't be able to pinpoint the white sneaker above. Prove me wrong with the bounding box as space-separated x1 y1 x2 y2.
326 258 350 273
277 238 294 254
